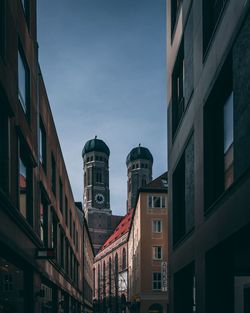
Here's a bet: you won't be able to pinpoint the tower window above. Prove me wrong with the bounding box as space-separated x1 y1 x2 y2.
18 43 30 115
39 118 47 171
96 172 103 183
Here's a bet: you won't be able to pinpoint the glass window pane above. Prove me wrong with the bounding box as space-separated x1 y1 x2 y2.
148 196 152 208
18 51 27 112
162 196 166 208
19 157 27 218
223 92 234 153
153 196 161 208
40 202 44 242
0 257 24 312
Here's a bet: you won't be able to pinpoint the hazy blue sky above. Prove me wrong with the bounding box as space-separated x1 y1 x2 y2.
37 0 167 216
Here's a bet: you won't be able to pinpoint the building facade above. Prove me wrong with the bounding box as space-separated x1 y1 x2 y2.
128 173 168 313
93 209 133 313
82 138 122 254
0 1 85 312
167 0 250 312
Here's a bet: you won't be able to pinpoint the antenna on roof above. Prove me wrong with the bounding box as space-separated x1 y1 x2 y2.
95 135 97 139
139 143 141 147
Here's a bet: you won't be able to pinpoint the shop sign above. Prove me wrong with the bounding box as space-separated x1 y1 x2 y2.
36 248 55 259
161 261 167 292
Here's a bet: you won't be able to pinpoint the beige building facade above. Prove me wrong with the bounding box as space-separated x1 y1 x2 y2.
93 209 133 312
128 173 168 313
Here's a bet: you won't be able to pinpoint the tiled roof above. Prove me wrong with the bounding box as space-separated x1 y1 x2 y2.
99 209 134 252
145 172 168 189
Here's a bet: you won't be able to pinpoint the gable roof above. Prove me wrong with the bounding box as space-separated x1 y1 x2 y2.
144 172 168 189
98 208 134 252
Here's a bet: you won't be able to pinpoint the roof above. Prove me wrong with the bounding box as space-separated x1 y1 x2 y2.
82 137 110 157
126 145 153 165
99 209 134 252
144 172 168 189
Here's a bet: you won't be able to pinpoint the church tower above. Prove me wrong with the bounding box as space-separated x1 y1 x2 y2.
82 137 112 253
126 145 153 212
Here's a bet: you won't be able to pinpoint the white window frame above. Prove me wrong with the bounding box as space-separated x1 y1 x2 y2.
153 246 162 260
148 195 166 208
152 219 162 233
152 272 162 290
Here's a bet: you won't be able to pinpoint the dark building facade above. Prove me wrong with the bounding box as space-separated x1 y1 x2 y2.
126 145 153 212
0 1 85 312
82 138 122 254
167 0 250 312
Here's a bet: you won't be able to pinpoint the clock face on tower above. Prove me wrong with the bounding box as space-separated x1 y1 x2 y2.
95 193 105 205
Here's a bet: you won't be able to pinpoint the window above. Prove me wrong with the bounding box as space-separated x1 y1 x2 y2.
103 261 106 297
39 119 47 171
148 195 166 208
65 242 69 274
223 92 234 189
0 109 9 193
51 210 57 252
0 257 25 310
172 40 184 137
51 153 56 196
115 253 118 295
65 196 68 226
109 258 112 297
96 171 103 183
73 222 75 243
0 0 6 59
93 268 96 298
60 230 64 268
203 0 229 56
204 55 233 211
40 192 48 245
59 178 63 213
173 134 194 244
19 153 32 221
122 248 126 270
172 5 194 139
87 168 91 185
153 220 162 233
18 44 29 115
70 211 72 236
20 0 30 27
153 246 162 260
171 0 182 35
75 230 78 251
152 272 162 290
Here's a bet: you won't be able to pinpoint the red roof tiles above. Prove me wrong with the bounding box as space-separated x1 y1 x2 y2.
99 209 134 252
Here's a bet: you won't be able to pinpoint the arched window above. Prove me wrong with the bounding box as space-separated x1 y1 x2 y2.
115 253 119 295
103 261 106 297
108 258 112 296
98 264 101 300
122 248 126 270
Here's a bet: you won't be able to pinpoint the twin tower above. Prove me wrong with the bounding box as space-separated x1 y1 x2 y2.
82 137 153 253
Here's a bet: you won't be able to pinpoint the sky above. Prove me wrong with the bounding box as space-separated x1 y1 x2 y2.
37 0 167 216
